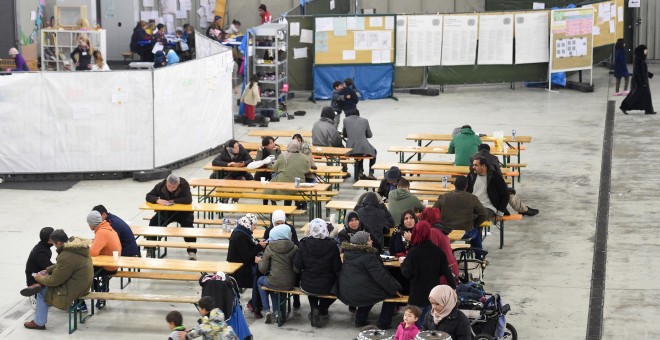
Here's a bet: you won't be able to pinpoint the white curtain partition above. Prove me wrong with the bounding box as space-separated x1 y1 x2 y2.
0 34 233 174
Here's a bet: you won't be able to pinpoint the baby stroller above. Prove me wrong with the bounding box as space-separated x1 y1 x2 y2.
459 292 517 340
200 272 252 340
453 247 489 284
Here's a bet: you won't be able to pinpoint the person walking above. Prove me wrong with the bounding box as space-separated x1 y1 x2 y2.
621 44 656 115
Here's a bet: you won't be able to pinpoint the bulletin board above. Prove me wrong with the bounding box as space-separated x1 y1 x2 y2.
549 7 594 73
590 0 623 47
314 15 396 65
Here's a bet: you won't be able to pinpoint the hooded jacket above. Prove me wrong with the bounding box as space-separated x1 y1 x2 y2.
212 142 253 167
312 109 343 147
90 220 122 271
266 153 311 195
25 239 53 286
422 305 473 340
356 193 395 252
36 237 94 310
226 225 263 288
146 177 193 204
293 237 341 295
467 170 509 215
448 127 482 166
387 188 425 224
401 239 456 307
185 308 237 340
434 190 488 232
258 239 297 289
335 242 402 307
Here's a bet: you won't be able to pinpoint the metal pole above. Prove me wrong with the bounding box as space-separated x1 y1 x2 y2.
355 0 358 15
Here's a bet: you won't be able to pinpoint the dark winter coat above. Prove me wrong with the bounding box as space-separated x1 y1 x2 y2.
226 226 263 288
401 240 456 307
343 115 377 156
337 225 364 245
312 117 343 147
356 193 395 252
130 24 148 53
25 241 53 286
621 45 655 113
212 143 254 180
467 171 509 215
106 213 140 256
389 228 412 256
293 237 341 295
338 86 359 113
614 48 630 78
35 238 94 311
258 239 297 289
377 179 398 201
434 190 488 232
422 305 474 340
470 149 502 178
145 178 193 204
335 242 402 307
264 223 299 246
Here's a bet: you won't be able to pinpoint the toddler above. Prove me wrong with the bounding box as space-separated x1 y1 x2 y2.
394 305 421 340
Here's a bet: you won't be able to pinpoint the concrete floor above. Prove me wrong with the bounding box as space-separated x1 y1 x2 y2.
0 64 657 339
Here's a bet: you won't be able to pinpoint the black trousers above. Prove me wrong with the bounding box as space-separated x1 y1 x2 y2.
308 296 335 313
149 211 197 253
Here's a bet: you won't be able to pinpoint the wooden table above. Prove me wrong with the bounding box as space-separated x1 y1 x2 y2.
203 163 343 183
92 255 243 274
353 179 455 193
139 202 297 227
372 163 470 176
248 130 312 140
388 145 517 164
189 179 331 220
300 223 465 241
131 225 265 240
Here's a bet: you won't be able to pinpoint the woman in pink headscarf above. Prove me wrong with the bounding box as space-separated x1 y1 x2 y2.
418 208 459 281
423 285 473 340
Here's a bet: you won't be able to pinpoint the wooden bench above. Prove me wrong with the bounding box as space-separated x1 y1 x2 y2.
121 51 135 61
69 292 199 333
137 240 229 250
113 271 201 281
262 287 408 327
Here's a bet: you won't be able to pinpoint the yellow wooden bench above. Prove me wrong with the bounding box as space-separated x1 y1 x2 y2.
0 58 38 71
121 51 135 61
137 240 229 250
113 271 201 281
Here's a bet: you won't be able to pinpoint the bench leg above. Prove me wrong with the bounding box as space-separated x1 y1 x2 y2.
275 292 290 327
499 221 504 249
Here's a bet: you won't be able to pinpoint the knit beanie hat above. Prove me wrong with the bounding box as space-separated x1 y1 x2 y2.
309 218 328 239
50 229 69 243
350 230 370 245
272 210 286 225
87 211 103 227
40 227 54 243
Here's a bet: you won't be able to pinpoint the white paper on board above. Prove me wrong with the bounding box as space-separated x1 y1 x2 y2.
371 50 381 63
385 16 394 30
300 29 313 44
143 0 154 6
151 43 164 54
342 50 356 60
176 10 187 19
293 47 308 59
593 26 600 35
618 6 623 22
369 17 383 28
30 11 36 21
290 22 300 36
316 17 334 32
609 20 615 33
532 2 545 9
330 0 335 10
628 0 640 8
381 49 390 63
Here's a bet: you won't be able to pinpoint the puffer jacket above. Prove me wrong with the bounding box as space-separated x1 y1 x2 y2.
293 237 341 295
258 239 297 289
186 308 237 340
335 242 401 307
36 237 94 310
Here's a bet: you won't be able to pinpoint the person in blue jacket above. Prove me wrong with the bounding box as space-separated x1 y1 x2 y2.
92 205 140 257
614 38 630 96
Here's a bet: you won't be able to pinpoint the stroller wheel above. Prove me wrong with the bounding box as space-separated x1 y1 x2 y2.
475 334 494 340
503 323 518 340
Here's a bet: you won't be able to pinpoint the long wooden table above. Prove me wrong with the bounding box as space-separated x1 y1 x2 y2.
301 222 465 242
353 179 455 193
140 202 297 227
372 163 470 176
248 130 312 139
388 145 517 164
92 255 243 274
189 179 331 220
203 163 344 184
131 225 266 240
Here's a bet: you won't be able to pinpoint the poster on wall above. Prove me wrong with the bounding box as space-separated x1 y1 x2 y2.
395 16 407 66
159 0 176 14
406 15 443 66
477 14 514 65
441 15 478 66
514 12 550 64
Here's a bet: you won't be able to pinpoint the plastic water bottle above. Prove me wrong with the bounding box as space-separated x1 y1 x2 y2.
442 176 448 189
511 129 517 141
224 218 231 232
295 177 301 188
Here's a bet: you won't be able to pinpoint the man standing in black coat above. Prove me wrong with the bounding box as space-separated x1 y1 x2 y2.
21 228 54 298
356 192 395 253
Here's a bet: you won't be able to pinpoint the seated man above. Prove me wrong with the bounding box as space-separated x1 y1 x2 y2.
343 110 377 180
433 176 488 249
387 178 425 224
92 205 140 257
23 230 93 330
212 139 254 180
146 174 197 260
312 106 349 178
20 228 54 303
470 144 502 177
254 136 281 183
449 125 482 166
87 211 122 309
378 166 402 202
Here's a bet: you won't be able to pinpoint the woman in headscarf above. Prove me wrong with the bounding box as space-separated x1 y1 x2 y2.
419 208 459 281
356 192 395 253
621 44 656 115
257 224 298 324
212 139 254 180
389 209 417 257
267 140 311 205
337 210 363 245
227 214 267 318
336 231 403 328
423 285 473 340
293 219 341 327
292 134 317 183
401 221 456 327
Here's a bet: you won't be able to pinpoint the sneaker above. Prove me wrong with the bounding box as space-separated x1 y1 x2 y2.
247 301 263 318
23 320 45 330
20 284 42 297
522 207 539 216
348 306 357 312
95 300 106 310
613 92 623 96
342 173 351 179
264 311 274 324
188 252 197 261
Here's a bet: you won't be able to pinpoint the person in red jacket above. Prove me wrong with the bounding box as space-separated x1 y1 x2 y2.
258 4 271 24
87 211 122 309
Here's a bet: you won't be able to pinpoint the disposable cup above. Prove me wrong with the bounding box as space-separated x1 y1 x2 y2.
141 250 147 258
112 251 119 261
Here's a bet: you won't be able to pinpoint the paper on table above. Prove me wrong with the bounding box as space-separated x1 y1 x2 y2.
293 47 308 59
369 17 383 27
342 50 356 60
330 0 335 10
143 0 154 6
371 50 381 63
316 17 334 32
151 43 164 54
532 2 544 9
334 17 347 36
300 29 313 44
609 20 615 33
290 22 300 36
618 6 623 22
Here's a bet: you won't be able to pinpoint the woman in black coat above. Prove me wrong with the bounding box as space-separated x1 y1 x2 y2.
293 219 341 327
401 221 456 327
356 192 395 253
227 214 267 317
337 210 363 245
423 285 473 340
621 44 656 115
212 139 254 180
389 209 417 256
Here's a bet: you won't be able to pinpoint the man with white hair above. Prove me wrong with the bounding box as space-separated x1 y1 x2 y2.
145 174 197 260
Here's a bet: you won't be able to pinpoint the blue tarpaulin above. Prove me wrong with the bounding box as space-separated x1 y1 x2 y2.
313 64 393 100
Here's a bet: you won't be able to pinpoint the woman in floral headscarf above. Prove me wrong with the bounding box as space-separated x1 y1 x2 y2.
422 285 472 340
293 218 341 327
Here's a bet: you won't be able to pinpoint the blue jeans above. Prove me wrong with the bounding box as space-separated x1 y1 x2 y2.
256 276 278 312
35 286 49 326
417 305 431 329
464 228 483 250
251 265 262 310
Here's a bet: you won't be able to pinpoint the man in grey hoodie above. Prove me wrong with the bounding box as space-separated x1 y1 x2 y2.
387 178 426 224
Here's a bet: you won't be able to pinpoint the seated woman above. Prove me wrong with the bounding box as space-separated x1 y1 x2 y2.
389 209 417 257
267 140 311 206
337 210 363 245
401 221 456 327
419 208 459 282
293 219 341 327
227 214 267 319
292 133 317 184
336 231 402 328
257 224 298 324
423 285 473 340
356 192 395 253
212 139 254 180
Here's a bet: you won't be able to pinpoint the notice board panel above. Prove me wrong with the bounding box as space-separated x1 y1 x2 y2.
549 7 594 72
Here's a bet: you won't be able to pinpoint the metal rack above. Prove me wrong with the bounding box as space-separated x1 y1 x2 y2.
248 23 288 118
40 29 107 71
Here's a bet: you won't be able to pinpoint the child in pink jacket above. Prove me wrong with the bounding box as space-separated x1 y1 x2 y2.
395 305 421 340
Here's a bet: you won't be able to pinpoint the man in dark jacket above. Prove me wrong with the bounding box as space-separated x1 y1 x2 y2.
468 157 509 221
145 174 197 260
92 205 140 257
356 192 395 253
21 227 54 296
434 176 488 250
312 106 350 178
470 144 502 177
212 139 254 180
254 136 281 183
377 166 402 200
